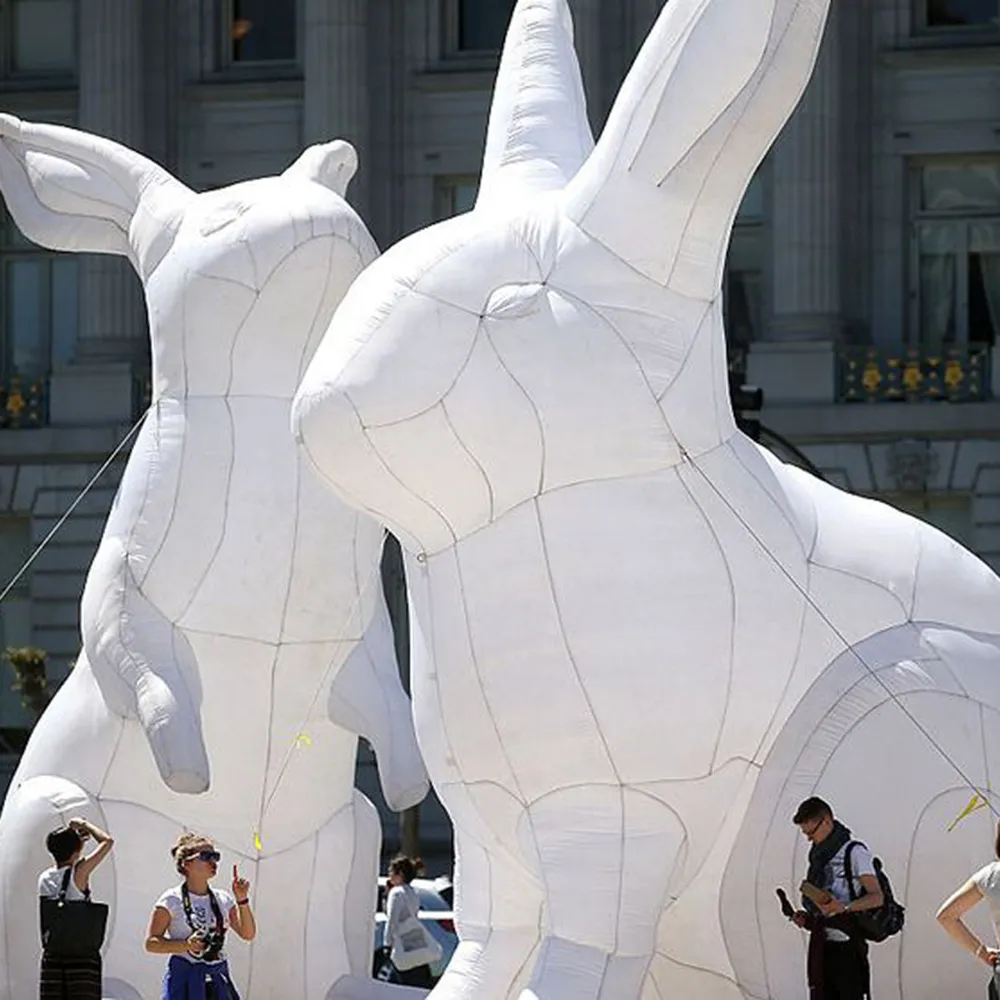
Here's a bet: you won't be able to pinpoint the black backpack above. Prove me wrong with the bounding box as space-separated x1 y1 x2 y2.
844 841 905 942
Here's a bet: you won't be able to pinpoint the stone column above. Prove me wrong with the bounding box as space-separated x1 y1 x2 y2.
767 5 842 342
569 0 608 131
75 0 147 369
630 0 663 52
50 0 146 425
304 0 369 213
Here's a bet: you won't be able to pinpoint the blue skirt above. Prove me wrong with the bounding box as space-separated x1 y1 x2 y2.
162 955 241 999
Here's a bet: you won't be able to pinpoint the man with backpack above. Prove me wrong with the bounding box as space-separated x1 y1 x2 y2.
789 797 896 1000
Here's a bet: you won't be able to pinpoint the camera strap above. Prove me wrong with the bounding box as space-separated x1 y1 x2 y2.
180 883 225 946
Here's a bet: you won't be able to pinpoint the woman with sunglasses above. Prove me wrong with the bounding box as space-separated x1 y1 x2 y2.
145 833 256 998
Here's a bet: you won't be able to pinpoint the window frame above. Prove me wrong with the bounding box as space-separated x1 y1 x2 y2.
0 516 37 732
0 0 78 85
911 0 1000 38
907 156 1000 348
433 175 480 221
441 0 516 61
207 0 302 79
723 169 769 348
0 211 79 380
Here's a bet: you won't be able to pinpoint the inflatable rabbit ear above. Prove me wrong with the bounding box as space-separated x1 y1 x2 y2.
0 114 193 278
283 138 359 198
476 0 595 213
563 0 830 296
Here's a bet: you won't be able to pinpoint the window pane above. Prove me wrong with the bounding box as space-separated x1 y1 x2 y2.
450 182 478 215
8 260 46 376
0 518 34 730
724 270 762 347
922 162 1000 212
12 0 76 74
51 258 78 369
231 0 296 62
736 173 765 222
970 253 1000 345
925 0 998 27
919 253 957 348
435 178 479 220
458 0 516 51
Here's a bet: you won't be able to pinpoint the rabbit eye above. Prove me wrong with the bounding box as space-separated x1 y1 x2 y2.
484 282 547 321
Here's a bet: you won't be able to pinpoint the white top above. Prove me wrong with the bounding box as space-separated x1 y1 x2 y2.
38 865 88 901
154 885 236 964
815 841 876 942
384 883 420 951
972 861 1000 941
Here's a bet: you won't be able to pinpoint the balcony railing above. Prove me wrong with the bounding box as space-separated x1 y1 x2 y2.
838 345 992 403
0 376 46 428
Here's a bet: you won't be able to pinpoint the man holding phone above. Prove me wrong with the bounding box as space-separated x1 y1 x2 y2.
788 797 884 1000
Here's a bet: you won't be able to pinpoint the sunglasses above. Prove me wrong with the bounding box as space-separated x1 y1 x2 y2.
189 850 221 863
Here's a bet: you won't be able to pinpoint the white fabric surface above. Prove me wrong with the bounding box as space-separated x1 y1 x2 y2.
0 114 428 1000
294 2 1000 999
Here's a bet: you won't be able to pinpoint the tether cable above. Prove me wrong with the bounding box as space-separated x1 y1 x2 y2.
0 410 149 607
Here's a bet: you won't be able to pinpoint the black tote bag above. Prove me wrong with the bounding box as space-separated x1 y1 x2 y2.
39 867 108 958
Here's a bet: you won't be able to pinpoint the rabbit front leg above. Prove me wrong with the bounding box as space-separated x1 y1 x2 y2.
517 785 686 1000
431 823 543 1000
83 536 210 794
327 581 429 813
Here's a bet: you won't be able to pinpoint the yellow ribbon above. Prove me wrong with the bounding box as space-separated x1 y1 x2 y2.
948 794 988 832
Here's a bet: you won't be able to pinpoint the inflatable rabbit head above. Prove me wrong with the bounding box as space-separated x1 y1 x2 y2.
0 113 375 402
0 117 389 798
294 0 831 556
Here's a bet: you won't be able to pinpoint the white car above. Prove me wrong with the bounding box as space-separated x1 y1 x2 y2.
373 876 458 983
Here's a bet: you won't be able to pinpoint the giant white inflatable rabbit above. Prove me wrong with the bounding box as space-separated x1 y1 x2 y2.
293 0 1000 998
0 115 429 1000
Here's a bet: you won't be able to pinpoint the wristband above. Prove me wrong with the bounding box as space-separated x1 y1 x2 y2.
237 898 250 905
977 944 985 959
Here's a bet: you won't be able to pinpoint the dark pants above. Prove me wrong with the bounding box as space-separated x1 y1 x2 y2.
989 967 999 1000
823 940 869 1000
39 951 102 1000
393 963 434 987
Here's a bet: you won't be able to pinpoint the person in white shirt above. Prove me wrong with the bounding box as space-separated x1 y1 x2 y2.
790 797 884 1000
38 817 114 1000
384 856 437 987
936 819 1000 999
144 832 256 999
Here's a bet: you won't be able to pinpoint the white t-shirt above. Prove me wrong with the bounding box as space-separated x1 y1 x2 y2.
813 841 876 942
38 865 87 901
385 883 421 951
972 861 1000 941
154 885 236 963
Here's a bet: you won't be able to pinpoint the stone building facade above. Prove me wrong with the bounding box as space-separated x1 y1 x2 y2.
0 0 997 865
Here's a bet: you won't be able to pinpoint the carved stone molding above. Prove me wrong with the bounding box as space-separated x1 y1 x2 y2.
887 439 938 495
